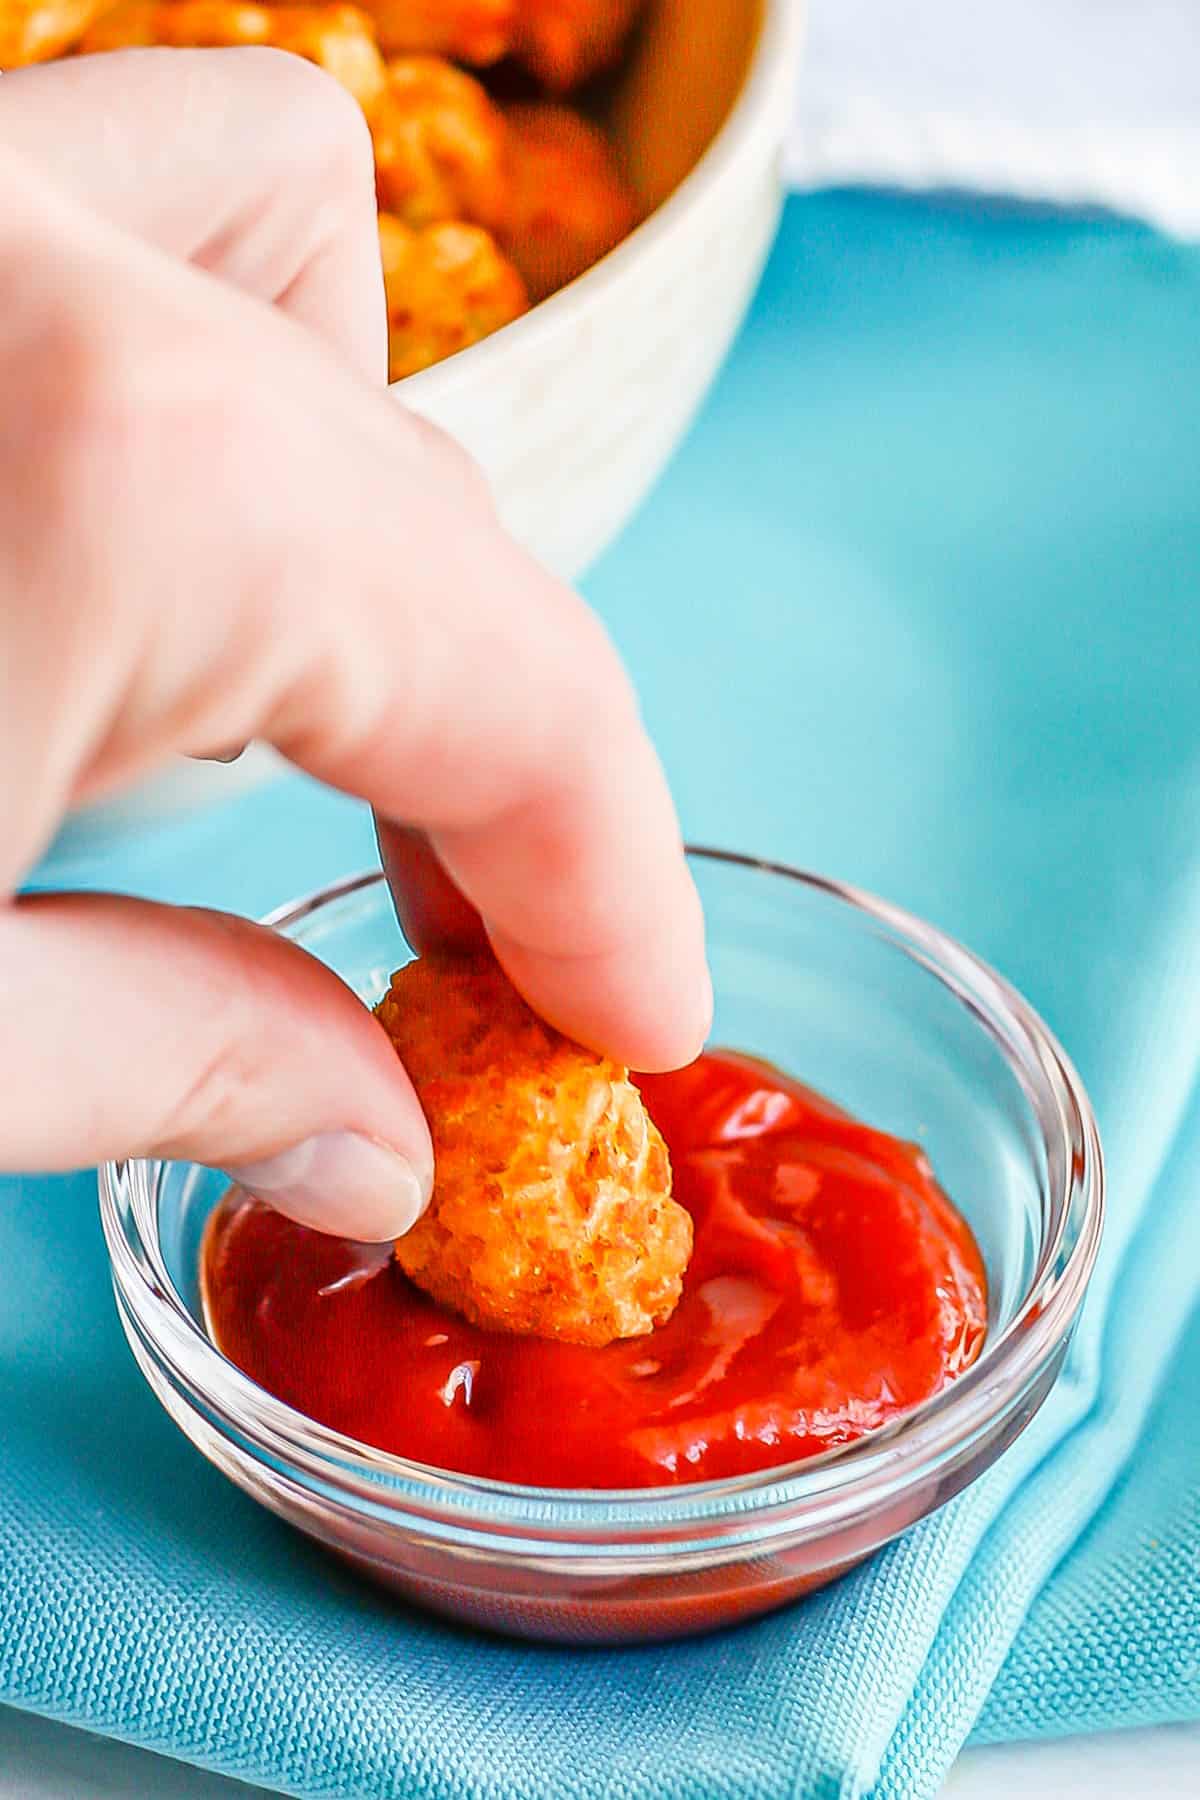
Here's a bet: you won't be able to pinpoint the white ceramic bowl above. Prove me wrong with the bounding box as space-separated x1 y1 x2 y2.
60 0 804 842
402 0 804 581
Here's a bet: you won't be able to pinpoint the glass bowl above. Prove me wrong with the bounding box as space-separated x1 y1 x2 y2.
99 851 1103 1644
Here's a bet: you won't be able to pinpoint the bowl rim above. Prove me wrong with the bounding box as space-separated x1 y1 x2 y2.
392 0 805 400
100 849 1104 1551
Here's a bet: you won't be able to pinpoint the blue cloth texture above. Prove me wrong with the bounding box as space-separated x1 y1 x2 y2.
3 191 1200 1798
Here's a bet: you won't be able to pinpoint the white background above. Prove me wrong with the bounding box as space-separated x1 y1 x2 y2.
787 0 1200 237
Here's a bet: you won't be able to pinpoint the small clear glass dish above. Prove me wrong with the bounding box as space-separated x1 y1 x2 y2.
99 851 1103 1644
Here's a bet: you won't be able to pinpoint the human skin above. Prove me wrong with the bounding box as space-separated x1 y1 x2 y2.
0 49 710 1241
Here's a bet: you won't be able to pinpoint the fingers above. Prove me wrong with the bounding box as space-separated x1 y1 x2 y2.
0 48 386 380
377 823 489 955
291 525 712 1071
0 142 710 1077
0 894 432 1240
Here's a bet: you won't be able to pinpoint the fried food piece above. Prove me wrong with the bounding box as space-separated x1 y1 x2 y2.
370 56 512 231
376 953 692 1346
379 213 527 379
514 0 645 92
500 102 637 301
361 0 513 65
0 0 107 62
79 3 387 110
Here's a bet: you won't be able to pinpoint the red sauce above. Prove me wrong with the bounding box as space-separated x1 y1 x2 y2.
203 1051 987 1487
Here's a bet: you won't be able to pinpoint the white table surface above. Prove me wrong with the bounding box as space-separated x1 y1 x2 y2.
2 1707 1198 1798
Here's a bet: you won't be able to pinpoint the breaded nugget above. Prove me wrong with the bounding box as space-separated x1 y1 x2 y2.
0 0 107 63
371 56 512 231
376 953 692 1346
515 0 645 92
501 101 637 300
361 0 513 65
379 213 527 379
80 3 387 110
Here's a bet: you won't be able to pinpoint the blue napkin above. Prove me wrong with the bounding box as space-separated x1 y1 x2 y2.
3 191 1199 1798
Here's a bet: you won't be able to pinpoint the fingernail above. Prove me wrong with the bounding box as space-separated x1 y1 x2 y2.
187 744 247 765
697 960 714 1038
228 1132 433 1242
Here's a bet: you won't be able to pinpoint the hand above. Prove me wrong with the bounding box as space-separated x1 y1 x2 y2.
0 49 710 1238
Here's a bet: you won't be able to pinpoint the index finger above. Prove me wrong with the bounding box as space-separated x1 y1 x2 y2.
278 497 711 1072
375 815 710 1072
376 823 489 954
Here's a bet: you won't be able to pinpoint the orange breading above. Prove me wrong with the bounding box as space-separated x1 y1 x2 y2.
379 212 527 379
376 953 692 1347
79 3 387 110
500 101 637 301
370 56 512 231
514 0 645 93
360 0 513 66
0 0 107 63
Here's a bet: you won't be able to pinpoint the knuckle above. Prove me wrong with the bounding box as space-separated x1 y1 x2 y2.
247 46 377 205
146 915 269 1160
38 274 249 481
400 406 496 518
38 317 216 532
26 313 140 508
157 1031 257 1161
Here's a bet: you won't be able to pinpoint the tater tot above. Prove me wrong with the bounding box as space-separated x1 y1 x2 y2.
0 0 107 64
515 0 645 92
501 101 637 300
376 954 692 1347
79 2 387 110
371 56 512 232
360 0 513 66
379 213 527 378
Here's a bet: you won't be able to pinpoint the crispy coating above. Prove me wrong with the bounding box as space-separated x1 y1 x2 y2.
370 56 512 231
0 0 107 63
376 953 692 1346
514 0 645 92
361 0 513 66
501 101 637 301
379 212 526 379
79 3 387 110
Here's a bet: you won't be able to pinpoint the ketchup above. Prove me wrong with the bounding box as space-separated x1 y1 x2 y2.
203 1051 986 1487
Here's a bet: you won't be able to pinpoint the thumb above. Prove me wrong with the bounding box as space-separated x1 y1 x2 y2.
1 892 432 1242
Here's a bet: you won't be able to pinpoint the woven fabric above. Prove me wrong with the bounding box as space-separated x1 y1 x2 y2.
2 192 1199 1799
975 1287 1200 1746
